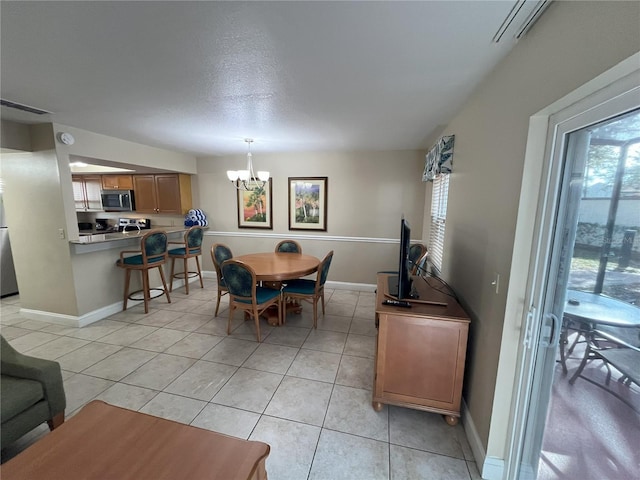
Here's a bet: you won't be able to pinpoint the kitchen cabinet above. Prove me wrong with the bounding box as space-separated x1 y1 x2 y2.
133 174 192 214
72 175 103 211
101 175 134 190
373 274 470 425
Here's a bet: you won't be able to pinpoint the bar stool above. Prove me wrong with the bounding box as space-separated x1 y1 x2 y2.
116 230 171 314
168 226 204 294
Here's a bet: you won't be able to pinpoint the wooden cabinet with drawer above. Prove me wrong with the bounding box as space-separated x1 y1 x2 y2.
101 175 134 190
373 274 470 425
132 173 192 214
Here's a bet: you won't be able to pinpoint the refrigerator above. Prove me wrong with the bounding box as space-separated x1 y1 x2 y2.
0 193 19 297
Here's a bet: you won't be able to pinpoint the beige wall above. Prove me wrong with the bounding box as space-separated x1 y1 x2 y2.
430 0 640 464
1 124 79 315
0 121 199 319
196 150 426 284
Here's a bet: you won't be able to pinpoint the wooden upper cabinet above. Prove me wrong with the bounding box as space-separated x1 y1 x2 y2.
132 174 192 214
101 175 134 190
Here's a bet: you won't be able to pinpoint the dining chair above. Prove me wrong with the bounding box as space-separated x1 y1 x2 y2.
282 250 334 328
116 230 171 314
408 243 427 274
211 243 233 316
168 226 204 295
275 240 302 253
221 259 282 342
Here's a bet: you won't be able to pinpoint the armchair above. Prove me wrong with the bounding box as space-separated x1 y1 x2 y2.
1 335 66 449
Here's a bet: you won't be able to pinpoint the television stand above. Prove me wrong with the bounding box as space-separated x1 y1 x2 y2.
373 274 470 425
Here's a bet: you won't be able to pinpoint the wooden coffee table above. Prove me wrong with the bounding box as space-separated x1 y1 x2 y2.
2 400 270 480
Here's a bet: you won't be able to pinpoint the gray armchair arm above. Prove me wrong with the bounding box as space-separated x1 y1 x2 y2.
1 336 66 417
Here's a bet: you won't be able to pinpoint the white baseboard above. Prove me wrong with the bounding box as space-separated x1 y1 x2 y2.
19 276 374 328
326 280 376 292
20 277 198 327
20 302 124 328
462 399 505 480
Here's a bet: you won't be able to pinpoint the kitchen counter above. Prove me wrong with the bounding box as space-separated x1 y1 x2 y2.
70 226 197 254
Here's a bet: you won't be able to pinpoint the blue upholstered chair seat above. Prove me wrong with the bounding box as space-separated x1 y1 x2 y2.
119 255 165 266
236 287 281 305
168 247 201 256
283 279 316 295
280 251 334 328
221 258 282 342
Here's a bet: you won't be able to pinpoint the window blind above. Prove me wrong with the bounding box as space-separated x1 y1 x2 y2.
429 174 450 271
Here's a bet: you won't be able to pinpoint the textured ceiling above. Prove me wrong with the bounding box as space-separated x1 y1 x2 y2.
1 1 522 156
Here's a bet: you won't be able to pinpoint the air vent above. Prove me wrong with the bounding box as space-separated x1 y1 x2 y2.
493 0 552 43
0 98 51 115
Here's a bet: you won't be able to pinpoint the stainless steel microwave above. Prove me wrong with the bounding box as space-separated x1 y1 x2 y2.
101 190 134 212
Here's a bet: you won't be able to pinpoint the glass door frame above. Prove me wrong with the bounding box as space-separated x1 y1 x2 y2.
503 71 640 480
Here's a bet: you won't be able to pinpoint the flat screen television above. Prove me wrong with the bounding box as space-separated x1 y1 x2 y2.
388 217 413 300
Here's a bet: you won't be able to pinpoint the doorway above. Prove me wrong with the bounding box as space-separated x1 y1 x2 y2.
507 76 640 480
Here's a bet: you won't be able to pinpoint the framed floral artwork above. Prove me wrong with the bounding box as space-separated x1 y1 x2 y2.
237 178 273 229
288 177 327 231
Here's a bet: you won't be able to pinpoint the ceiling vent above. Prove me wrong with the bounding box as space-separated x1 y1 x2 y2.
0 98 51 115
493 0 552 43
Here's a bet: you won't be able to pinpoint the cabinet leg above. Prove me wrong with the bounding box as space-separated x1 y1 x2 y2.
372 401 383 412
443 415 459 426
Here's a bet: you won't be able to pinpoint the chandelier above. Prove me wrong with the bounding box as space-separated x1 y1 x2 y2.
227 138 270 191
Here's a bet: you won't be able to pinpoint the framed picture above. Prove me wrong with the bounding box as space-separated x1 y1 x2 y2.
288 177 328 231
237 178 273 229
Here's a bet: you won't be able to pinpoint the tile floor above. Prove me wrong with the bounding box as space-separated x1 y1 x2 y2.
0 279 481 479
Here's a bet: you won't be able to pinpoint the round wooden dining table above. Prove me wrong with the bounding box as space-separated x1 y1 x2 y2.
235 252 320 282
234 252 321 325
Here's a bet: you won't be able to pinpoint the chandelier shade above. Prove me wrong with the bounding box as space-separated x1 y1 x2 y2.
227 139 270 191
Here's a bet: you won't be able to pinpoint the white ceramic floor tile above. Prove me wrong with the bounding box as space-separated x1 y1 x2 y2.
139 392 206 424
309 429 389 480
164 360 237 401
191 403 260 439
263 326 311 347
202 337 259 366
63 320 128 341
135 309 184 327
265 376 333 426
129 328 189 352
7 331 60 352
324 384 388 442
163 332 224 358
56 342 123 373
249 415 321 480
98 324 158 346
95 383 158 411
389 406 465 458
390 444 471 480
212 367 282 413
23 336 89 360
336 354 374 390
164 312 212 332
63 373 114 413
315 314 352 333
2 287 480 480
121 353 195 390
242 343 299 374
344 333 376 358
287 349 341 383
82 347 158 381
349 317 378 336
